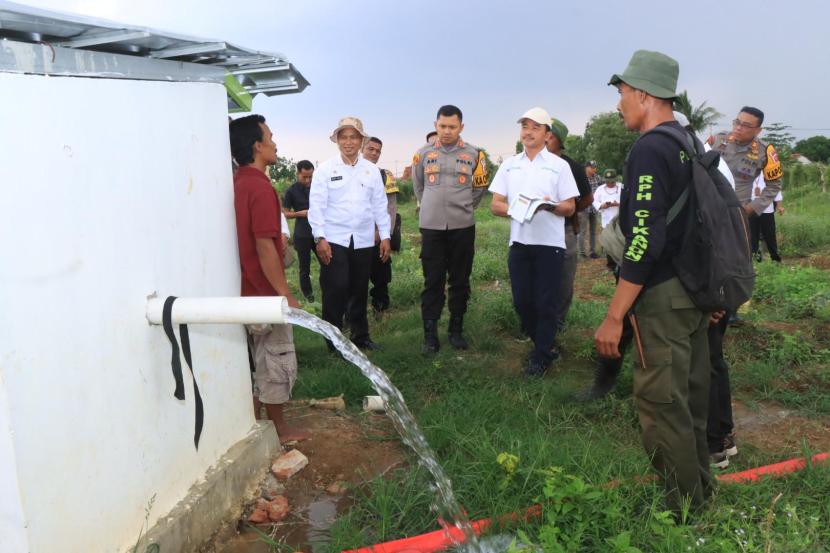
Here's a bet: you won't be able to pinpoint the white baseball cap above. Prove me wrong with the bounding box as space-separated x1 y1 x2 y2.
517 107 552 126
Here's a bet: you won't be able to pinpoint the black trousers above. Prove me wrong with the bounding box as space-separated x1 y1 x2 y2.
420 225 475 321
319 239 374 344
706 312 734 453
508 243 564 365
293 236 317 298
749 213 781 262
369 244 392 309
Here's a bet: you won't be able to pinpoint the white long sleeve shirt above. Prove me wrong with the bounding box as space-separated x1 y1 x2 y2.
751 174 783 214
592 183 622 228
308 155 390 248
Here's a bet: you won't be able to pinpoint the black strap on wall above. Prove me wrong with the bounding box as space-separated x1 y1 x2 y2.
162 296 205 449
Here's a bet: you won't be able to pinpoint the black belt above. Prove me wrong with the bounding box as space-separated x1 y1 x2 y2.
162 296 204 449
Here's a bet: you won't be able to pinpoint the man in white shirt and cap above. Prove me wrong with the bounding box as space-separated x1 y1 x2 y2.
489 107 578 377
308 117 391 350
592 169 622 228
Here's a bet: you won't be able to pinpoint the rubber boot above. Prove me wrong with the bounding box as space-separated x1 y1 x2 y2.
448 315 469 350
422 319 440 354
575 357 621 401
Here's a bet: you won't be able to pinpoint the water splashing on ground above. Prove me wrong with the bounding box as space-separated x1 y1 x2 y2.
286 308 483 552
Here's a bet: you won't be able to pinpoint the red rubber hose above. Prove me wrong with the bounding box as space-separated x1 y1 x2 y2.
344 453 828 553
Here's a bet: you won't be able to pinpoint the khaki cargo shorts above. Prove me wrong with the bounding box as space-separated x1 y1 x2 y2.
247 323 297 404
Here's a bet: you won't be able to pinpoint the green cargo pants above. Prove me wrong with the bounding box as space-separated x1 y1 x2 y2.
630 277 713 514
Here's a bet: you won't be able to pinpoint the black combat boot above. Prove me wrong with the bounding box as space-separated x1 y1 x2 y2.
422 319 440 354
447 315 469 350
574 358 621 401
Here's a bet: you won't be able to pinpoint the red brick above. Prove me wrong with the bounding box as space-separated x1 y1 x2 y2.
248 509 269 524
266 496 290 522
271 449 308 480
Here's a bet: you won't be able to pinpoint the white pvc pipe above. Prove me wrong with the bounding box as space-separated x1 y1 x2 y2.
146 296 288 325
363 396 386 412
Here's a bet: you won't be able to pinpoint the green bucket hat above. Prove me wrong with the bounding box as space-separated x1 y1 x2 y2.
549 118 569 146
608 50 679 100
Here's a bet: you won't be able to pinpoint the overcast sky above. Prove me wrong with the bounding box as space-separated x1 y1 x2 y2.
23 0 830 174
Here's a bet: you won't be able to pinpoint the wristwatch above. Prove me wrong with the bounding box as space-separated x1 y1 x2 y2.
314 236 325 244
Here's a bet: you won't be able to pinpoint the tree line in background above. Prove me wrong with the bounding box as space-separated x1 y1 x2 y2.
266 92 830 190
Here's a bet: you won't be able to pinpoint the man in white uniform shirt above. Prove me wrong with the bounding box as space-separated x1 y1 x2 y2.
308 117 391 350
592 169 622 228
489 107 578 377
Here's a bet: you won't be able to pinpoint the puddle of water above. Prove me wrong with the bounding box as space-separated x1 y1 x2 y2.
306 495 338 552
216 494 341 553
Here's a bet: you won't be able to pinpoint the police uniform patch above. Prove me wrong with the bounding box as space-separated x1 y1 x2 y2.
412 153 420 165
428 174 437 184
472 150 488 188
425 164 440 174
764 144 783 181
426 151 439 160
459 153 471 160
384 170 399 193
458 175 467 184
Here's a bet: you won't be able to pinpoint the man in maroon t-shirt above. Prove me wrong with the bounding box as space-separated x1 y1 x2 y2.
230 114 307 443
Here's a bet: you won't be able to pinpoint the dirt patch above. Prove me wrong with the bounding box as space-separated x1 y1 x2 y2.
206 406 406 553
480 279 505 292
796 254 830 271
732 399 830 456
573 256 616 302
756 320 808 335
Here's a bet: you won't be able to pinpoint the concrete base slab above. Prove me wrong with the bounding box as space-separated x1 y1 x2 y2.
137 422 280 553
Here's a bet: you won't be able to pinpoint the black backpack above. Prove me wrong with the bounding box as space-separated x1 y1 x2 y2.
637 126 755 312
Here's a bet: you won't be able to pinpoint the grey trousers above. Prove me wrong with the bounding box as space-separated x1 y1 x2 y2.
577 210 598 255
555 224 578 331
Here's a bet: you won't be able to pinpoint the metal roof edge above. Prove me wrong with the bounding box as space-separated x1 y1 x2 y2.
0 39 226 83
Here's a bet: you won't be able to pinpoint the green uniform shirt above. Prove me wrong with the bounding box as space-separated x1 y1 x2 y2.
711 131 783 216
411 138 488 230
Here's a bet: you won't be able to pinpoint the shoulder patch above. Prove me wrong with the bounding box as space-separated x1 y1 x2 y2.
412 152 420 166
384 170 399 193
764 144 783 181
472 150 488 188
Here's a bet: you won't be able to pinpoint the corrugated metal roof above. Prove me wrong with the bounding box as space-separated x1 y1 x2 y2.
0 0 308 108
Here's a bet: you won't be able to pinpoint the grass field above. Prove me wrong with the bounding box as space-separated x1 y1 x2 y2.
280 177 830 552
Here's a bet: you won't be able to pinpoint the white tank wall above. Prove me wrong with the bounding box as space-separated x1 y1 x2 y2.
0 72 255 552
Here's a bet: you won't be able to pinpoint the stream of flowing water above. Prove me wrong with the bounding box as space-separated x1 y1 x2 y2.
285 308 484 552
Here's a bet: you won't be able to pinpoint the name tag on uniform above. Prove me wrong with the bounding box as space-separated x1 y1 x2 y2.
331 176 343 181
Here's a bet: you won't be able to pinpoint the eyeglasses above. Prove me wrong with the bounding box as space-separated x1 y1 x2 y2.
732 119 759 130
